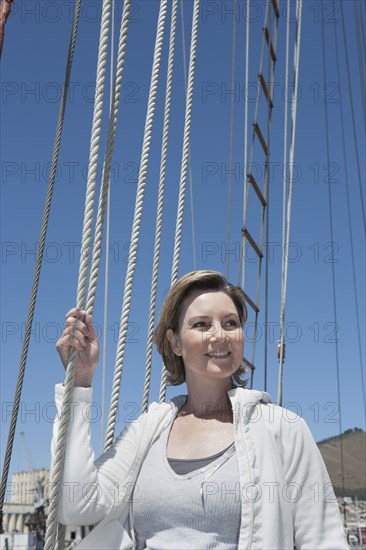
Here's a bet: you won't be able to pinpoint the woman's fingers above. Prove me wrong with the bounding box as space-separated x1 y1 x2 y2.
65 307 86 320
59 327 87 351
56 309 91 364
56 308 99 386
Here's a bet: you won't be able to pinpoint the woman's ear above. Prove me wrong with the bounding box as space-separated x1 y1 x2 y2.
167 328 181 356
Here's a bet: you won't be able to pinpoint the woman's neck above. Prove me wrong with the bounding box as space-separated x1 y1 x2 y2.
181 376 233 420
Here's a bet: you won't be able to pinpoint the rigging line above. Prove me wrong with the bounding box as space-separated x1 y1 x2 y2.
159 0 200 404
339 0 366 235
45 0 113 547
86 0 132 315
263 0 280 392
0 0 82 534
83 0 132 448
101 180 111 448
226 0 237 280
180 0 197 270
278 0 303 406
101 0 116 453
353 0 366 132
321 10 346 512
76 0 112 312
105 0 169 449
333 12 366 426
258 1 273 389
169 0 201 286
240 0 250 288
142 0 179 414
275 0 291 395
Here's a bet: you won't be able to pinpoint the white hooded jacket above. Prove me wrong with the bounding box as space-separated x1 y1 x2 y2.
51 384 349 549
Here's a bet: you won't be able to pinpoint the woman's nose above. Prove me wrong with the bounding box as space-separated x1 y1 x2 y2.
208 323 228 342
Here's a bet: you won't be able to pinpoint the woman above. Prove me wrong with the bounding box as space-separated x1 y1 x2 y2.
53 270 348 549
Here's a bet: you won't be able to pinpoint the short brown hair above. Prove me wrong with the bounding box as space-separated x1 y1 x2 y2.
154 270 248 386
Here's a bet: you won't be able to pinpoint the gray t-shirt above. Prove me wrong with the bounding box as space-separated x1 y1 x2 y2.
168 441 234 475
132 420 241 549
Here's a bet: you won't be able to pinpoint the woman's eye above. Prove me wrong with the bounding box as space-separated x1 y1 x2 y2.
193 320 239 330
223 320 239 329
193 322 210 329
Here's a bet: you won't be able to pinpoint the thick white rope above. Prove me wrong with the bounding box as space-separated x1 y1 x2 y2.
141 0 179 414
76 0 112 311
180 0 197 271
86 0 131 314
101 0 116 453
104 0 169 450
44 1 112 547
0 0 82 536
56 524 66 550
169 0 200 285
277 0 303 406
159 0 200 404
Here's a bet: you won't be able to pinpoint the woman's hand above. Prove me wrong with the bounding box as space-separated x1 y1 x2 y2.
56 308 99 387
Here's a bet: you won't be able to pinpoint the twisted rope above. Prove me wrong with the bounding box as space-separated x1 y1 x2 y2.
142 0 178 414
76 0 112 310
86 0 132 313
0 0 81 534
56 523 66 550
45 1 112 547
104 0 169 450
159 0 200 404
100 0 116 453
180 0 197 271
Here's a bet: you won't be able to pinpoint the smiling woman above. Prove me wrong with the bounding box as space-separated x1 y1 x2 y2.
155 270 248 387
51 269 349 549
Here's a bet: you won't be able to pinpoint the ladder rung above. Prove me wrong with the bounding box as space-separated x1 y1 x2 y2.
259 73 273 109
271 0 280 18
242 227 263 259
243 291 259 314
248 173 267 207
253 122 268 156
263 27 277 63
242 357 255 371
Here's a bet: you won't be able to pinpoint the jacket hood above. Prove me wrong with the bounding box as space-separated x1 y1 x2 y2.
228 387 271 404
169 387 271 416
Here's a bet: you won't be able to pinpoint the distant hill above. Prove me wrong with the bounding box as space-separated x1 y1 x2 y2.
317 429 366 498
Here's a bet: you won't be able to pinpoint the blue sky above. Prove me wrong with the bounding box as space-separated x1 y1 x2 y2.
1 0 365 488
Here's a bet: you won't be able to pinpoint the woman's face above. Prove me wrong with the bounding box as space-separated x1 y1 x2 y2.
167 290 244 384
